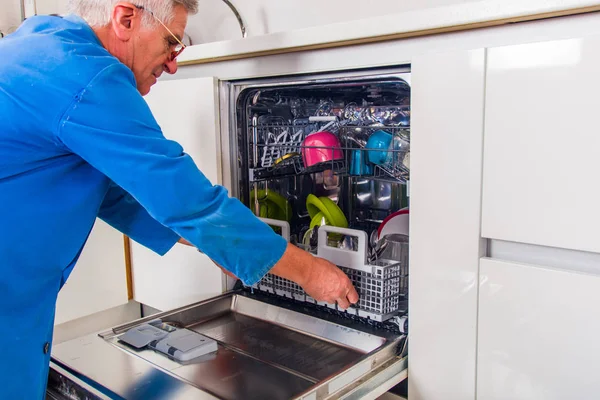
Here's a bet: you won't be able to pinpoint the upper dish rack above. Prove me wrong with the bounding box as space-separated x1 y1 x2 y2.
249 117 410 184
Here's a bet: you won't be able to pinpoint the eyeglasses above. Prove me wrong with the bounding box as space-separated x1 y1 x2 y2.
134 4 186 61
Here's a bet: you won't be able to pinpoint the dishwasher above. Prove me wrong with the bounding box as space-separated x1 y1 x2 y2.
49 69 411 400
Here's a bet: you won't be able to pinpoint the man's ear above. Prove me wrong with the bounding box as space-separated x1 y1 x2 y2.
111 3 140 41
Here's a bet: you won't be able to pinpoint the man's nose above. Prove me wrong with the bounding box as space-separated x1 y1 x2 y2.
164 58 178 74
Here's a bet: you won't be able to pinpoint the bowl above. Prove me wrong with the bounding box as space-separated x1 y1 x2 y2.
365 130 393 165
366 130 410 169
306 194 348 228
250 189 292 222
301 131 344 168
377 208 409 240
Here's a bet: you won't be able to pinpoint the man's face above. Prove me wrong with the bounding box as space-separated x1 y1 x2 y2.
129 5 188 95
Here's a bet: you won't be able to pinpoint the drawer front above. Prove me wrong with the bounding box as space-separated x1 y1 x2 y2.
478 258 600 400
482 36 600 253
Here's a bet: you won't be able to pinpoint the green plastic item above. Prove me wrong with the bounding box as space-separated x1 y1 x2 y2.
306 194 348 228
250 189 292 222
309 211 326 229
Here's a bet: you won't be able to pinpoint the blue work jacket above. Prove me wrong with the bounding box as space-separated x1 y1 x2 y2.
0 15 286 399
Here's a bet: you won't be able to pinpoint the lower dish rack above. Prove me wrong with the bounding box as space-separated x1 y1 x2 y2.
253 223 408 322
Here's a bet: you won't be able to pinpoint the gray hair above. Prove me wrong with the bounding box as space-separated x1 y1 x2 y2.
67 0 198 27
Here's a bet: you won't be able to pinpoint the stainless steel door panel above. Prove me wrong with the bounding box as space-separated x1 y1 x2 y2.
52 292 407 399
189 312 362 381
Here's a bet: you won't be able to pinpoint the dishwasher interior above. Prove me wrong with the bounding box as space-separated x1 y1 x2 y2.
234 72 411 328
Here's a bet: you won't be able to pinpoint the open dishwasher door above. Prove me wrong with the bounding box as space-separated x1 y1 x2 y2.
50 290 407 400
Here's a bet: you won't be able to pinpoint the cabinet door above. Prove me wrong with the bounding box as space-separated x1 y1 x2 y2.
482 37 600 253
131 77 224 311
409 48 487 400
478 258 600 400
55 220 128 324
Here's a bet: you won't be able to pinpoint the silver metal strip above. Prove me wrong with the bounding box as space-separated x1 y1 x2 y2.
48 361 112 400
336 357 408 400
489 239 600 276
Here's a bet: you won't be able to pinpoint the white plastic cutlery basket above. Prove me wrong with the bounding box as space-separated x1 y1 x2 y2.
253 221 407 322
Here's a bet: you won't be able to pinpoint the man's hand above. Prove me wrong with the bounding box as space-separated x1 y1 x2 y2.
270 244 359 309
300 257 359 309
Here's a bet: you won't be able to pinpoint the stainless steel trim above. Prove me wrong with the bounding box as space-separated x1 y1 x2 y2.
221 0 247 38
291 355 406 399
48 361 112 400
232 70 411 92
218 80 234 194
336 357 408 400
20 0 26 21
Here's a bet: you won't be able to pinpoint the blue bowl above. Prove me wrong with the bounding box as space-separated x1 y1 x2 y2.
366 130 393 165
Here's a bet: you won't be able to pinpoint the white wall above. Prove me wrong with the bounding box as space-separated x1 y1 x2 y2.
188 0 478 43
54 220 129 325
2 0 478 42
0 0 22 35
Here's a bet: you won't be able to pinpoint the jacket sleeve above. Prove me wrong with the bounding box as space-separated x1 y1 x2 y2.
56 63 287 285
98 181 179 256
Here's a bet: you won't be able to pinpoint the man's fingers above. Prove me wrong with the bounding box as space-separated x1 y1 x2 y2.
337 297 350 310
347 286 359 304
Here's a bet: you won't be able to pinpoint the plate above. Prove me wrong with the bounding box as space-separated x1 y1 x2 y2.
377 208 409 240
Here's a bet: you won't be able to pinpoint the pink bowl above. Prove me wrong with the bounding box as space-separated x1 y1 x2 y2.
301 131 344 168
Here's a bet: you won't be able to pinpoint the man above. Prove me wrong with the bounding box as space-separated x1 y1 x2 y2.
0 1 359 398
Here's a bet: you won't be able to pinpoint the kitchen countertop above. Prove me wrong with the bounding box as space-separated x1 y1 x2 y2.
178 0 600 65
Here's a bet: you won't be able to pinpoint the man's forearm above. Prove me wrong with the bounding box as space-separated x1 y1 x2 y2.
268 243 312 286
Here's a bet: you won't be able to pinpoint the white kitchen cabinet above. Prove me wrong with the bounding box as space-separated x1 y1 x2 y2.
482 36 600 254
478 258 600 400
409 48 486 400
55 219 129 325
131 77 225 311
